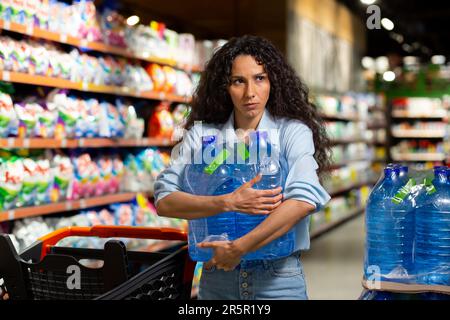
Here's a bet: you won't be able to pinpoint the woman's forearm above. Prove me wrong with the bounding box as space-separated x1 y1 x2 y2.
234 199 315 254
156 191 230 220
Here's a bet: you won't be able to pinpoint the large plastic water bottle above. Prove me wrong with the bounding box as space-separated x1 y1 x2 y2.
184 136 235 261
365 166 415 281
235 131 295 260
414 166 450 285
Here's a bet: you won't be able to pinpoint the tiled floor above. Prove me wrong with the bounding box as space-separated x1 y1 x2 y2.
301 213 366 300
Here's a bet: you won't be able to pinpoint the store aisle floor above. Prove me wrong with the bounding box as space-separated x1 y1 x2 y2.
301 214 365 300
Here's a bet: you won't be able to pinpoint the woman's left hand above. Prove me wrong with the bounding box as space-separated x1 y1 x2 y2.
197 240 244 271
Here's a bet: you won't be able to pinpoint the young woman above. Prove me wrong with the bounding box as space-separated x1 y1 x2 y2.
154 35 331 300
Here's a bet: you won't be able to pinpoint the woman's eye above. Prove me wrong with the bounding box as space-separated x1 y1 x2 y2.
232 79 244 84
256 76 265 81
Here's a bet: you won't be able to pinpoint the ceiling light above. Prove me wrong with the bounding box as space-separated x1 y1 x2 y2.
381 18 394 31
431 55 446 65
361 56 375 70
360 0 376 4
375 56 389 74
383 71 395 82
126 15 140 26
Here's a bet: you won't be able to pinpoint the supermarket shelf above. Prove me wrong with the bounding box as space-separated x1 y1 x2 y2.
391 130 446 138
392 110 447 119
331 138 369 145
329 158 372 169
367 123 386 130
0 70 191 103
0 19 202 73
391 152 446 162
310 206 364 240
328 179 377 197
0 138 176 149
321 113 362 122
0 192 152 222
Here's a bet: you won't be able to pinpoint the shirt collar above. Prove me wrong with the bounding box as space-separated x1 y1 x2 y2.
222 108 278 133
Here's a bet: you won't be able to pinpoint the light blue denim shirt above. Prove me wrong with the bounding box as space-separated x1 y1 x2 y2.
154 109 331 251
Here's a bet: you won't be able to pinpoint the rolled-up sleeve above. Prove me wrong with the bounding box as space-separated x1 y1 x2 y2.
282 122 331 211
154 127 199 204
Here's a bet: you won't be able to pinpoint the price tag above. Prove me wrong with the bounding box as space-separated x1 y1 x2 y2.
8 210 15 221
65 202 73 211
79 139 85 147
159 92 166 100
23 139 30 148
26 23 33 35
7 138 15 148
60 34 68 43
80 39 88 47
80 199 87 209
81 82 89 91
2 71 10 82
122 86 130 93
61 139 67 148
3 21 11 31
163 138 169 145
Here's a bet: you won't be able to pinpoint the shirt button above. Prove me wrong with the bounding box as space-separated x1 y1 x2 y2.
241 272 248 278
243 292 249 297
242 283 248 288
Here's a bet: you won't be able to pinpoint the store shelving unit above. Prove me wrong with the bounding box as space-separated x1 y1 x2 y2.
0 71 192 103
312 93 387 238
0 192 152 223
0 19 202 73
0 14 200 256
310 206 364 239
0 138 176 149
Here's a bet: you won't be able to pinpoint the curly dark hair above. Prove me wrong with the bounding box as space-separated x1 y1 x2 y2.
185 35 331 177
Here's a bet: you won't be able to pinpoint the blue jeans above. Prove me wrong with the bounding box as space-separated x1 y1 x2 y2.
198 251 308 300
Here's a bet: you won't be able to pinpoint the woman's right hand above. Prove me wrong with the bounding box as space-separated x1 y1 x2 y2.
223 174 283 215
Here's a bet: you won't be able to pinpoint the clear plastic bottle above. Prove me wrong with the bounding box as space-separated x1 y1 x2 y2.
414 166 450 285
365 166 415 281
236 131 295 260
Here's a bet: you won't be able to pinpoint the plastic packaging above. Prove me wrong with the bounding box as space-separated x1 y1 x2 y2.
364 165 450 286
183 132 295 262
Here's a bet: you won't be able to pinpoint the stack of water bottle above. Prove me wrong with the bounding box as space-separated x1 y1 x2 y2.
364 164 450 286
182 131 295 261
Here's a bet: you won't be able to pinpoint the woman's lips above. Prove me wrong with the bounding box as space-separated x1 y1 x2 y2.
244 103 258 109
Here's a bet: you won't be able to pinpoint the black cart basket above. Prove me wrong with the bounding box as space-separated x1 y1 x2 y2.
0 225 196 300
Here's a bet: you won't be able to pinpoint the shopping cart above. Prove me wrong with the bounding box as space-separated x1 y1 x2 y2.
0 225 196 300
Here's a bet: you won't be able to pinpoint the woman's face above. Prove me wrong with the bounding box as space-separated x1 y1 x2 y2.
228 55 270 122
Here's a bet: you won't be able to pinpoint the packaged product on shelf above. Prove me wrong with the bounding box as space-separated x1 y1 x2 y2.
0 155 24 210
99 8 127 48
148 101 174 139
14 102 41 138
111 203 135 226
178 34 196 66
51 154 73 202
95 155 119 195
34 159 53 205
0 91 18 137
175 70 194 96
364 165 450 288
73 0 102 42
162 66 177 93
16 158 38 207
146 63 166 92
116 99 144 139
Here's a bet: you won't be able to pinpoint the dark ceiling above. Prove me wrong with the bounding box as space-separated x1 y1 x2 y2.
338 0 450 60
99 0 449 61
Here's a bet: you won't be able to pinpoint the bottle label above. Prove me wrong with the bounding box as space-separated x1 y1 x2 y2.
204 148 230 175
392 178 416 204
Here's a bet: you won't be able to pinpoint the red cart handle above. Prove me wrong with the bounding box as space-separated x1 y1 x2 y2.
38 225 187 258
